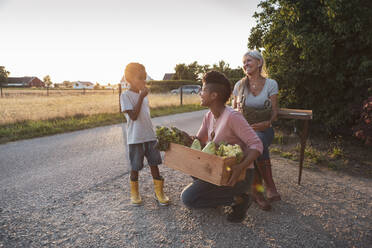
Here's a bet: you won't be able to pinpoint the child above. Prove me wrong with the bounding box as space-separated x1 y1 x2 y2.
181 71 263 222
120 62 169 206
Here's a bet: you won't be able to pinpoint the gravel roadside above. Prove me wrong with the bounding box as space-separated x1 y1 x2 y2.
1 154 371 248
0 110 371 248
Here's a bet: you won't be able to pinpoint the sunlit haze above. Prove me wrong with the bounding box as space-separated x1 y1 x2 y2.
0 0 261 84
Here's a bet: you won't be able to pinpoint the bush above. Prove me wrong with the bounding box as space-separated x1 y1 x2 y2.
249 0 372 133
147 78 244 93
352 96 372 146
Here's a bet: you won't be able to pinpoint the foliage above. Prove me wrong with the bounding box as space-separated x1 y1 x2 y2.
352 96 372 145
190 139 202 150
216 143 244 163
155 126 193 151
172 61 245 83
172 62 200 81
248 0 372 132
43 75 52 87
0 66 10 85
211 61 245 81
201 141 216 155
62 81 73 88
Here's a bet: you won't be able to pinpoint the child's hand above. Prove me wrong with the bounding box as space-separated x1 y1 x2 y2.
139 87 149 98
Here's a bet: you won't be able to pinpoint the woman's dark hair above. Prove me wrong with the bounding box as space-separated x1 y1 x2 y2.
125 63 146 84
202 70 231 103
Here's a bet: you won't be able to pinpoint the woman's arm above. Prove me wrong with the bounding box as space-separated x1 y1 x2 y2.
231 81 241 110
196 114 209 146
232 95 238 109
226 112 263 186
269 94 278 123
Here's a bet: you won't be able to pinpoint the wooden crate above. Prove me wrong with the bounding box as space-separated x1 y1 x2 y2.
164 143 245 186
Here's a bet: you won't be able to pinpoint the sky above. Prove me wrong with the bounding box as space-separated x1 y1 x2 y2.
0 0 261 84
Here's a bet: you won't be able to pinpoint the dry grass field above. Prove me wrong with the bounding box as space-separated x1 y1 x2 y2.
0 92 201 125
0 88 118 97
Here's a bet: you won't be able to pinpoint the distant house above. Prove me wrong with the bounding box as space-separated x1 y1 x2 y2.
120 75 130 90
4 77 45 87
73 81 94 89
163 73 174 80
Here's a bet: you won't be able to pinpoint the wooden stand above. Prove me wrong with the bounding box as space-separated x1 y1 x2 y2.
164 143 245 186
278 108 313 185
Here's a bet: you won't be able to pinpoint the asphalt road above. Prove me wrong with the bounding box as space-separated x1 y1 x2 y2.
0 110 371 248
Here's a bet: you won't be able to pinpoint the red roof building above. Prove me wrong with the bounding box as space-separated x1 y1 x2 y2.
5 77 45 87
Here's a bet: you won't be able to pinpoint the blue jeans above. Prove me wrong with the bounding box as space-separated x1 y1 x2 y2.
255 127 274 161
181 169 255 209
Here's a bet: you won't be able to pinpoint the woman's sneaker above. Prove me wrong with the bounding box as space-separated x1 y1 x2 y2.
227 194 252 223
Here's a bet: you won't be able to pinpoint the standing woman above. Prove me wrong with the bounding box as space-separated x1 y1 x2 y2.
232 50 281 211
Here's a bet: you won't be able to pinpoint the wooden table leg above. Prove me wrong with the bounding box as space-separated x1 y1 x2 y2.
298 120 309 185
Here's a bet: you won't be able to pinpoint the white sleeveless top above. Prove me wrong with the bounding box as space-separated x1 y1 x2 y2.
232 78 278 109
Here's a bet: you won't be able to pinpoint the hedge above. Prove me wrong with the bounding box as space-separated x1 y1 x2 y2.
148 79 242 93
147 80 201 93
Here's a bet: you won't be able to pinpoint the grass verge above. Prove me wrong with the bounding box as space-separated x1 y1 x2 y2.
270 128 372 178
0 104 205 144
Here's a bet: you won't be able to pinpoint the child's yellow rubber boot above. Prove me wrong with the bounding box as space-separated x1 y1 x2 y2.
130 180 142 206
153 178 170 206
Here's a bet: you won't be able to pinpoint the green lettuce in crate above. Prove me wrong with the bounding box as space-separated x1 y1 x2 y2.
190 139 202 151
201 141 216 155
189 139 243 164
216 143 244 163
155 126 193 151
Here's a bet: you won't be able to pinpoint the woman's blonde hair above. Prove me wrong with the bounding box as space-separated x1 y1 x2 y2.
239 50 268 93
243 50 267 77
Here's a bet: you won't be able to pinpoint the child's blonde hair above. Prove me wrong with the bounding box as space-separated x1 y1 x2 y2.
125 63 146 84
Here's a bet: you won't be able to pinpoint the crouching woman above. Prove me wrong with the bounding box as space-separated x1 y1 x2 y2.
180 71 263 222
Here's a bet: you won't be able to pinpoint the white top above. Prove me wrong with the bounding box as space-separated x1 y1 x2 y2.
120 90 157 144
232 78 278 109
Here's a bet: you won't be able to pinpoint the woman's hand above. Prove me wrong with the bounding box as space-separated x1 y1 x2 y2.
226 163 244 187
226 148 260 187
251 121 271 131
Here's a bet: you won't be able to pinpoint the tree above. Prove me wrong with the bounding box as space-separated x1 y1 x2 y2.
248 0 372 132
198 64 211 79
172 62 201 81
43 75 52 88
0 66 10 86
94 82 101 90
211 60 245 81
172 61 244 82
212 60 230 74
62 81 73 88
